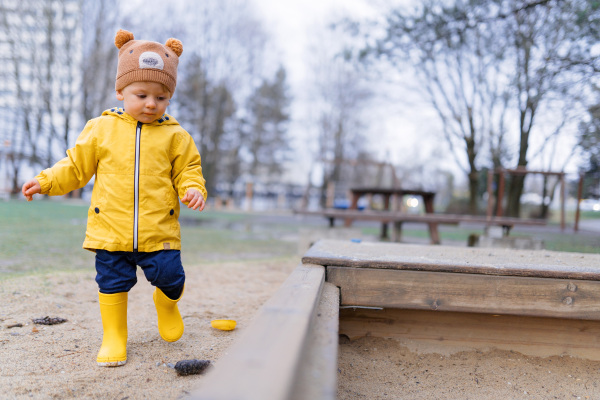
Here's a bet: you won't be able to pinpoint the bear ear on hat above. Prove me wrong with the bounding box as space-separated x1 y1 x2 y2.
115 29 134 49
165 38 183 57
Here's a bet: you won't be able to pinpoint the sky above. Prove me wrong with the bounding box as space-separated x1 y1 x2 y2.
253 0 376 86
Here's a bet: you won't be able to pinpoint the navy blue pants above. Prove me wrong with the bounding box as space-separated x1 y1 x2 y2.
95 250 185 300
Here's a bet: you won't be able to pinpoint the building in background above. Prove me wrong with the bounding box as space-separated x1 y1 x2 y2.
0 0 83 196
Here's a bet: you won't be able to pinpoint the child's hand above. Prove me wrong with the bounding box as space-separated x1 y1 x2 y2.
181 189 205 211
22 179 41 202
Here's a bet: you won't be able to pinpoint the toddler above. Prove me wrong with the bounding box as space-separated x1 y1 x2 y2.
21 29 207 367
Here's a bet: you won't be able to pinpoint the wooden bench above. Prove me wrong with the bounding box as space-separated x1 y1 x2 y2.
294 208 547 244
303 239 600 360
190 264 339 400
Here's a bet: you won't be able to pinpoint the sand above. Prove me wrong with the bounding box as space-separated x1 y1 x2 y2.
3 252 600 399
338 336 600 399
0 257 297 399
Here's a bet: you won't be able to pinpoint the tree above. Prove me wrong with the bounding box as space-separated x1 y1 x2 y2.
503 0 598 216
578 88 600 198
81 0 121 122
573 2 600 199
304 21 375 206
376 0 510 213
176 54 236 195
315 60 374 205
351 0 599 215
0 0 83 195
171 0 275 196
580 102 600 168
244 66 291 180
0 0 285 201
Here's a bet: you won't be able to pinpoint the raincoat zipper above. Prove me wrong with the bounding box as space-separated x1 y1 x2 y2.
133 121 142 251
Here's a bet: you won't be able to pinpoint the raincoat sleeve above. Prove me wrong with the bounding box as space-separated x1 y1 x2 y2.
171 131 207 202
35 120 99 196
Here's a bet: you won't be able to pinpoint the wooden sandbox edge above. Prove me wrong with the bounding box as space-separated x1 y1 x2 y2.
189 263 339 400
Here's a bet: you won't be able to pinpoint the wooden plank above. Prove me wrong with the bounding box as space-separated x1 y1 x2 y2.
294 209 546 226
349 187 437 197
296 209 544 244
190 264 325 400
339 308 600 360
289 282 340 400
303 240 600 281
328 266 600 320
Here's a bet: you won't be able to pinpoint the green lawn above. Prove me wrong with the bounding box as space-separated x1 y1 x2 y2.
1 199 598 280
0 200 297 279
359 221 600 254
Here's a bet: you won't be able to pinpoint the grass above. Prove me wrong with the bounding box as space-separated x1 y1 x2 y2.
1 199 598 280
0 200 93 277
0 199 297 279
359 219 600 254
579 210 600 220
533 230 600 253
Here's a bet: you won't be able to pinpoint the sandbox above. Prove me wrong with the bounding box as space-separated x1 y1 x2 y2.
190 239 600 399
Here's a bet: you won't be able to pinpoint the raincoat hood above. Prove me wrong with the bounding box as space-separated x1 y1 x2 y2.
102 107 181 126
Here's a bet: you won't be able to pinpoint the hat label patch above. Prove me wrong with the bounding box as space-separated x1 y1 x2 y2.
139 51 164 70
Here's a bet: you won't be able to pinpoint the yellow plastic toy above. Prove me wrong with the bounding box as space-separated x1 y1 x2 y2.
211 319 237 331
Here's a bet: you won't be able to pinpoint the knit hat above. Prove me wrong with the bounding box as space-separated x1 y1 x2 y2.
114 29 183 95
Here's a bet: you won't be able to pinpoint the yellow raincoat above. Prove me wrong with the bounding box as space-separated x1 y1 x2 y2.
36 108 207 253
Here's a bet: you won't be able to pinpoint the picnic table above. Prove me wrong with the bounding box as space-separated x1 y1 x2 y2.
344 187 439 242
346 187 437 213
295 186 548 245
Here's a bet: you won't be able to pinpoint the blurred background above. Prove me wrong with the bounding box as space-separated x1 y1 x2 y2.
0 0 599 218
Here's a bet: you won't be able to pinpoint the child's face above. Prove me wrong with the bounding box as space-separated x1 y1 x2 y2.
116 81 171 123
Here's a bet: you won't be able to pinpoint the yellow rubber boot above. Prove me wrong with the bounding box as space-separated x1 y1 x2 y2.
153 286 184 342
96 292 128 367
